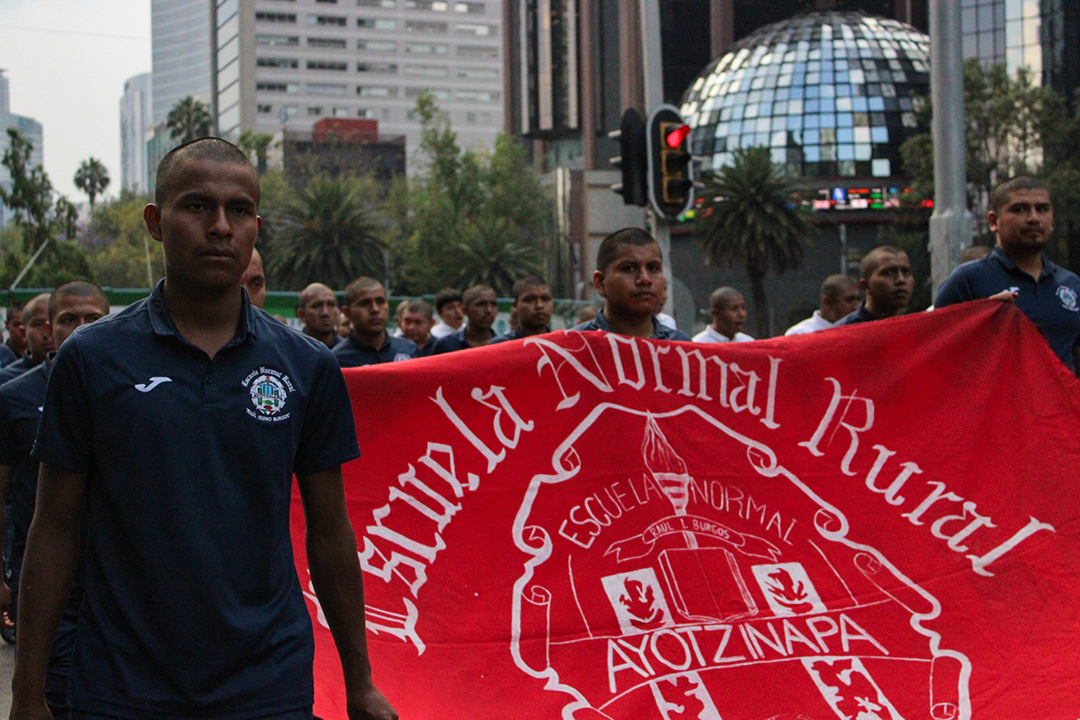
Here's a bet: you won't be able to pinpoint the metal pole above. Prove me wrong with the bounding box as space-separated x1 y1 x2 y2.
10 236 50 291
639 0 674 316
929 0 972 295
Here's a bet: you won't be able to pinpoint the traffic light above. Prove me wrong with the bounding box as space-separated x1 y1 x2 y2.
647 104 694 220
609 108 647 207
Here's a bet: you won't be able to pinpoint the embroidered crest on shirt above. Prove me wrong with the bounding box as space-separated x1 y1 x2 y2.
242 367 295 422
1056 285 1078 312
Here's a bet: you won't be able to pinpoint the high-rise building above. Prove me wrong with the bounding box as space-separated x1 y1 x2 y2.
0 70 44 229
960 0 1080 100
120 73 153 193
210 0 505 164
152 0 214 126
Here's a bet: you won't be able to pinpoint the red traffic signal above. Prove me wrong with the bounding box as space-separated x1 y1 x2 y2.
665 124 691 149
647 105 695 220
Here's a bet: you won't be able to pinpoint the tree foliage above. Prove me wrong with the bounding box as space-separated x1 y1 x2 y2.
85 193 164 289
167 97 213 144
694 147 813 337
74 157 110 209
238 131 276 176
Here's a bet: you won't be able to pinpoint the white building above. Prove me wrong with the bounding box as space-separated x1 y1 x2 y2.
0 70 44 229
120 73 153 193
152 0 214 126
212 0 504 168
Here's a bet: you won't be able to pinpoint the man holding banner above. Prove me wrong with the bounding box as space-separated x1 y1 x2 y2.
11 138 396 720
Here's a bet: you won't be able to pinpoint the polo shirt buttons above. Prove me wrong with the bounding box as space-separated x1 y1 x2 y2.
205 375 213 384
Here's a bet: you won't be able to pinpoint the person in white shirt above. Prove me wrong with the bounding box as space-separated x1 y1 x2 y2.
693 287 754 343
785 274 861 336
431 287 465 339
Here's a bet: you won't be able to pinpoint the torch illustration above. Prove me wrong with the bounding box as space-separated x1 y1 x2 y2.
642 414 698 548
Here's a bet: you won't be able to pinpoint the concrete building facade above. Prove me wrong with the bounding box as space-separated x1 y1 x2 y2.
120 73 153 194
0 70 44 229
211 0 505 167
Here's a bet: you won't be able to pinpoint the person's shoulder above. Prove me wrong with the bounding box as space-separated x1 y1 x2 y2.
389 335 417 352
571 319 601 332
66 297 152 347
253 309 338 364
660 328 692 341
1049 260 1080 287
834 309 864 326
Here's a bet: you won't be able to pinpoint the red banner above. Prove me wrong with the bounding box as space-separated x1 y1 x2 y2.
291 300 1080 719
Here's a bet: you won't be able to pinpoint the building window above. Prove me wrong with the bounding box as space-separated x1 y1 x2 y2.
358 0 395 6
457 67 497 80
456 44 498 59
308 37 347 48
358 39 398 51
308 83 349 95
357 85 398 97
455 2 483 12
333 107 351 117
257 57 299 69
257 34 300 46
255 12 297 22
358 62 399 73
257 104 273 114
404 64 449 77
256 82 300 93
358 17 398 29
309 14 347 26
455 89 496 101
307 60 349 71
405 19 448 32
405 0 448 9
405 87 450 99
455 23 493 36
405 42 448 54
308 107 324 116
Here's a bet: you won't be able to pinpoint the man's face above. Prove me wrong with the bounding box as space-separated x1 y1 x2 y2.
465 291 498 332
144 158 262 293
514 285 554 334
240 251 266 309
593 243 665 319
712 297 748 338
822 285 861 322
345 285 389 338
49 296 109 348
24 302 53 363
439 300 465 329
338 312 350 339
862 253 913 315
298 288 338 337
400 311 433 345
5 309 25 353
990 189 1053 255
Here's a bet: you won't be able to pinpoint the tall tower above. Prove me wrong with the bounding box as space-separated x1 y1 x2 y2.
0 70 44 229
151 0 214 126
120 73 153 193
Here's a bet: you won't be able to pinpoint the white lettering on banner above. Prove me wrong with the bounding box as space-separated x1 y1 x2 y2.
605 614 889 693
801 377 1056 576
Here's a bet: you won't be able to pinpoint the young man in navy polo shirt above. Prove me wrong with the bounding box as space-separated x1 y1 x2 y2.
835 245 914 326
936 176 1080 374
0 294 54 386
573 228 691 341
490 276 554 344
11 139 397 720
0 281 109 719
332 276 416 367
431 285 499 353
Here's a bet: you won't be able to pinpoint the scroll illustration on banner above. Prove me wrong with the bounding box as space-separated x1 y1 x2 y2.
295 301 1080 720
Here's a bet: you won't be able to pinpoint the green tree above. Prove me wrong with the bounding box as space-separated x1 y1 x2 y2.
167 97 213 144
694 147 812 337
74 157 111 209
238 130 276 176
86 193 165 288
268 176 386 291
450 219 543 295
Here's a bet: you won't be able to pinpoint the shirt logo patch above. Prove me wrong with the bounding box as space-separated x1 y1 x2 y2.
242 367 295 423
1056 285 1079 312
135 376 173 393
394 353 412 362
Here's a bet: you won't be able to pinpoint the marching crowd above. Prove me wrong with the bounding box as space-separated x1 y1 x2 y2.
0 136 1073 720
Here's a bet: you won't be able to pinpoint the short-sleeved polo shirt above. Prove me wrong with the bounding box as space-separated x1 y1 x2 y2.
0 356 50 588
31 282 361 720
0 352 34 385
572 310 692 341
935 247 1080 371
431 327 499 354
0 343 17 367
332 332 416 367
835 303 879 326
490 326 552 345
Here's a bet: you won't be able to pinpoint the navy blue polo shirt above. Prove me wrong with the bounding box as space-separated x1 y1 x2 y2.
835 303 878 326
0 352 34 385
936 247 1080 372
0 343 16 367
332 332 416 367
489 326 552 345
431 327 498 354
32 282 361 720
572 311 692 341
0 356 51 590
415 337 436 357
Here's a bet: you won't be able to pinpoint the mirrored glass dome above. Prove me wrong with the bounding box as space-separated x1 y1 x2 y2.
679 11 930 180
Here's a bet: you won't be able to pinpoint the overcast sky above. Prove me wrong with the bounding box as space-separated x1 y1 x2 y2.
0 0 151 201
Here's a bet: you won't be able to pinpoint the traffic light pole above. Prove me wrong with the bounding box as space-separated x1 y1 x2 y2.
640 0 674 317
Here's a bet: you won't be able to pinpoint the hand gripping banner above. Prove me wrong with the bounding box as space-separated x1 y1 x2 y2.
290 300 1080 719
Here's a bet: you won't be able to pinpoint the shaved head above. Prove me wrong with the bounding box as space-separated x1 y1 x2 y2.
155 137 256 207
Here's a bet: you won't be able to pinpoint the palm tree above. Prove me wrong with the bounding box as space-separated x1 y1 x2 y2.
166 97 212 144
268 177 386 290
451 218 543 296
237 130 275 175
73 157 110 210
694 147 812 337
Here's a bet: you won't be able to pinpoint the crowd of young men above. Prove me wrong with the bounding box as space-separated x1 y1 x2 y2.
0 135 1073 720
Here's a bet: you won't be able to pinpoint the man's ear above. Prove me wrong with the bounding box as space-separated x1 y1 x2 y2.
340 305 352 321
144 204 163 243
592 270 606 298
858 277 870 293
987 209 999 235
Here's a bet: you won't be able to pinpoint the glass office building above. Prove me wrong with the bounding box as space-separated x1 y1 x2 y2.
680 11 929 181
